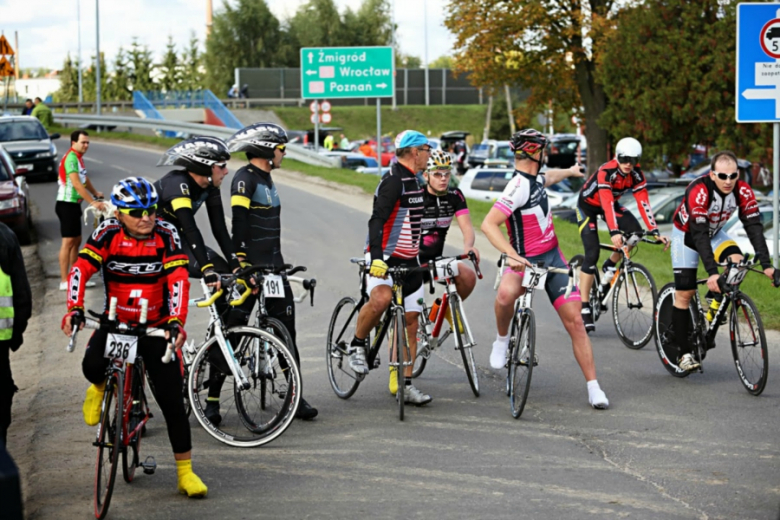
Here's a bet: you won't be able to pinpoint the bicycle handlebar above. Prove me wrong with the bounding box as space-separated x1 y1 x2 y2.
494 253 574 297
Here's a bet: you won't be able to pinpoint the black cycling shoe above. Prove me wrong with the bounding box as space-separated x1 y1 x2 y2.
204 400 222 426
581 305 596 333
295 398 318 421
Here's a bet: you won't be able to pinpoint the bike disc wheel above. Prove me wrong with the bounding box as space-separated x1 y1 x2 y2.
95 372 122 519
653 283 692 378
122 363 144 483
612 263 657 350
188 326 301 448
394 307 406 421
326 297 362 399
411 313 428 379
451 297 479 397
730 293 768 395
510 309 535 419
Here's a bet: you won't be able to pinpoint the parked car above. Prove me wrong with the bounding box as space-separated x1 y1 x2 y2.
723 204 775 238
0 115 60 182
467 140 499 169
458 166 570 208
597 187 687 234
320 151 380 170
356 166 390 176
679 158 752 183
546 134 587 168
0 146 33 244
733 220 776 260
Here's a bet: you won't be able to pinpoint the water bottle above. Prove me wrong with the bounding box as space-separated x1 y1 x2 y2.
428 298 442 323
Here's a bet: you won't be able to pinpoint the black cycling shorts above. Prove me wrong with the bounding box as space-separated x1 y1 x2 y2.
55 201 83 238
576 201 641 275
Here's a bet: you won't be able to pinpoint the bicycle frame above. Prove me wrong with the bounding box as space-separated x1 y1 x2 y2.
96 359 151 456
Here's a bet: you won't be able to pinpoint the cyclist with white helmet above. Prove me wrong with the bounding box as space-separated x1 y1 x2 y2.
576 137 670 332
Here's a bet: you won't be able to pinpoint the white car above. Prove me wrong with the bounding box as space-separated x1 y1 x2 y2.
597 187 687 234
458 167 572 209
725 205 777 259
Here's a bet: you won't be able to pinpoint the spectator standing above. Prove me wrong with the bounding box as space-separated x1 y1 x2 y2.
323 133 334 151
0 222 32 448
20 100 33 116
359 140 376 158
339 134 350 150
31 97 53 129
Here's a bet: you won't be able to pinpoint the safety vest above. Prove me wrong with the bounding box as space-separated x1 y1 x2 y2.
0 266 14 340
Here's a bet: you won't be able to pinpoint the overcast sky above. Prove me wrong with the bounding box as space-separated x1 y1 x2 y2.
0 0 457 71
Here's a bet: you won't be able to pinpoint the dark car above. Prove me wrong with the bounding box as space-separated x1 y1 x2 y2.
546 134 586 168
0 116 60 182
0 146 33 244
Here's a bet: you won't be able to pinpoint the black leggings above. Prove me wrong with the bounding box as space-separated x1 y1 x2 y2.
577 201 642 275
82 330 192 454
0 345 16 448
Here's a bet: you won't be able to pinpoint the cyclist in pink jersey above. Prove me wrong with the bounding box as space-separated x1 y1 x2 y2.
481 129 609 409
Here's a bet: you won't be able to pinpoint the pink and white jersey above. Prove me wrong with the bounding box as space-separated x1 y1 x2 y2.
493 171 558 257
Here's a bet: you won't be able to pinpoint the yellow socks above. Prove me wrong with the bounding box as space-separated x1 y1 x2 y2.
177 459 208 498
82 382 106 426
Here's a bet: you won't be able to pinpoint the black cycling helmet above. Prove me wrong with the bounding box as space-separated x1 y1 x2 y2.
509 128 549 164
226 123 288 160
157 136 230 177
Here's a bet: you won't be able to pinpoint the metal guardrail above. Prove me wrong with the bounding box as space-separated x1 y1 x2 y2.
52 113 340 168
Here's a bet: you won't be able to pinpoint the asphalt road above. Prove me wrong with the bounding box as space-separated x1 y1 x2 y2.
10 137 780 519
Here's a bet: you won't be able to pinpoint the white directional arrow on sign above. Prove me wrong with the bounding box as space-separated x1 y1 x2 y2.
307 52 313 64
742 87 780 118
377 83 387 89
305 70 317 76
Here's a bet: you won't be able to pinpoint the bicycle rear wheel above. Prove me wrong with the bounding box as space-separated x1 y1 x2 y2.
612 263 657 349
393 307 407 421
326 297 363 399
95 371 122 520
412 313 429 379
450 297 479 397
654 283 693 378
730 293 768 395
570 254 600 319
510 309 535 419
122 362 144 483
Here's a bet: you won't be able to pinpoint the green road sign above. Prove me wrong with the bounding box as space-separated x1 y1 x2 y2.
300 46 395 99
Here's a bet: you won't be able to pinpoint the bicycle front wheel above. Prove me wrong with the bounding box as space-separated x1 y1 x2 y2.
122 362 144 483
730 293 769 395
326 297 362 399
394 306 407 421
510 308 535 419
450 297 479 397
612 263 657 349
411 313 429 379
654 283 693 378
95 371 122 520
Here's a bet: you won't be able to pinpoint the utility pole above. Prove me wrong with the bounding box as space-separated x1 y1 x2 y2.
95 0 101 116
423 0 429 106
78 0 83 103
206 0 213 36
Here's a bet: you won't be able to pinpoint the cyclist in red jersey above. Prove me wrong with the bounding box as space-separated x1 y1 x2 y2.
61 177 208 498
576 137 670 332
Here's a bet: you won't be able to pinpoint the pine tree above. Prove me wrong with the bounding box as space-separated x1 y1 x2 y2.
180 32 203 91
106 47 131 101
55 53 79 102
159 35 181 92
129 39 155 93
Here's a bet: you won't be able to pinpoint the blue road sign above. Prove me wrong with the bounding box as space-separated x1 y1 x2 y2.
737 3 780 122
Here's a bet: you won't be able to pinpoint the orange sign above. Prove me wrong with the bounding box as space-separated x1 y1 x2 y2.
0 35 14 56
0 57 14 77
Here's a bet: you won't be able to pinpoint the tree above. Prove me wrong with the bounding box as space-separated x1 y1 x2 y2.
287 0 345 49
129 39 155 93
204 0 283 93
159 36 181 92
342 0 393 47
105 47 131 101
445 0 615 174
82 52 108 102
54 53 79 102
396 52 421 69
181 32 204 91
598 0 771 166
429 55 454 69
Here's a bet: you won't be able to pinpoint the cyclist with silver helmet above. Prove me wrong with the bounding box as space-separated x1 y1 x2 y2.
226 122 318 421
61 177 209 498
576 137 670 332
481 129 610 410
348 130 433 406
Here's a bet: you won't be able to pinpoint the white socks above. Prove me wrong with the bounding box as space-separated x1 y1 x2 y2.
490 334 510 369
587 380 609 410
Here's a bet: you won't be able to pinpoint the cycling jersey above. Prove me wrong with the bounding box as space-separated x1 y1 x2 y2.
230 163 284 267
579 159 657 234
672 176 769 275
419 188 469 261
155 170 239 272
57 149 86 203
67 218 190 326
366 162 424 262
493 170 557 257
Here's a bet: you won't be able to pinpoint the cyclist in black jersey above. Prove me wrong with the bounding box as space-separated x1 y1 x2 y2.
226 122 318 421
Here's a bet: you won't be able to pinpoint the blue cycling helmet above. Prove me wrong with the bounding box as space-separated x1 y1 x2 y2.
111 176 159 209
394 130 430 150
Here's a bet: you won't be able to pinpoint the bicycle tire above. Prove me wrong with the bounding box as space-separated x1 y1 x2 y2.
729 293 769 395
411 313 429 379
450 297 479 397
653 283 693 378
569 254 600 320
612 263 657 350
188 326 302 448
326 297 362 399
95 371 122 520
122 362 144 483
180 355 191 418
510 308 535 419
243 317 298 418
394 307 406 421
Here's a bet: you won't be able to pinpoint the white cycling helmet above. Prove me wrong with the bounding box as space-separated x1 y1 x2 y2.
615 137 642 166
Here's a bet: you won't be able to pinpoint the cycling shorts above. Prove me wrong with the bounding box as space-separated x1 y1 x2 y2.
364 254 423 314
503 247 581 311
671 227 741 290
55 200 83 238
576 201 641 275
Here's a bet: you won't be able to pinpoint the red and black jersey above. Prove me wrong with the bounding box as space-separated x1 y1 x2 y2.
673 176 770 274
580 159 657 234
67 218 190 326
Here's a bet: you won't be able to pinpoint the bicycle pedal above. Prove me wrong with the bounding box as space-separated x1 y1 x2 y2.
373 357 381 369
140 456 156 475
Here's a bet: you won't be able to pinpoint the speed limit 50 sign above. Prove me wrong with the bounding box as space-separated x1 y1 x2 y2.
737 3 780 122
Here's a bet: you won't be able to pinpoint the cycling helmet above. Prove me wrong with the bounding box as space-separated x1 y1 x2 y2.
509 129 548 164
394 130 430 150
615 137 642 167
426 149 452 171
226 123 288 160
157 136 230 177
111 177 158 209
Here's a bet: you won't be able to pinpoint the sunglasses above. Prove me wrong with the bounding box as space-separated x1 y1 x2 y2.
617 155 638 167
214 162 227 169
417 147 432 153
429 171 451 179
119 205 157 219
276 145 286 152
715 171 739 181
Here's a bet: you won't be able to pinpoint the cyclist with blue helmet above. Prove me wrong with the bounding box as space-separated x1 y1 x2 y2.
61 177 208 498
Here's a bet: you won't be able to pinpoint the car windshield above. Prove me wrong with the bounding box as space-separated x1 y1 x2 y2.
0 120 48 142
550 140 580 154
496 145 513 160
471 144 489 156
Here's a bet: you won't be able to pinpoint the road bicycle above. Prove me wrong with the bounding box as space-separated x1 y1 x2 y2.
570 230 660 349
66 297 168 519
184 264 305 447
412 252 483 397
326 258 434 420
654 255 780 395
494 253 576 418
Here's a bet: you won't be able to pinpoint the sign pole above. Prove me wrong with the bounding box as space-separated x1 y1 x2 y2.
95 0 101 118
315 103 319 152
774 122 779 268
377 99 382 173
